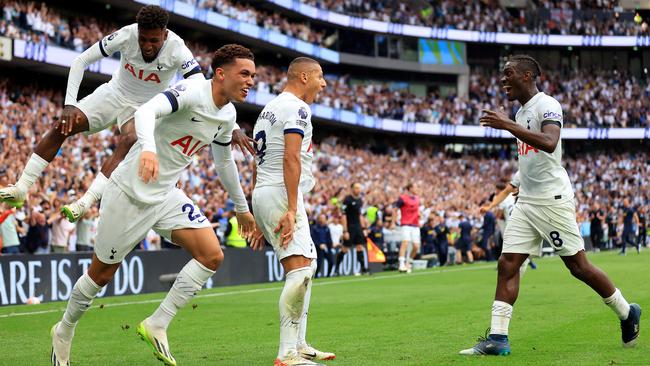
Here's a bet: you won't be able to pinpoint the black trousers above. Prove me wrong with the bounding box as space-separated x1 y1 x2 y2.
316 246 335 277
436 241 448 266
590 230 603 250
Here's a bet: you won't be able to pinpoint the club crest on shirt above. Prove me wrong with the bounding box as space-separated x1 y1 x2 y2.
298 107 308 119
104 32 118 46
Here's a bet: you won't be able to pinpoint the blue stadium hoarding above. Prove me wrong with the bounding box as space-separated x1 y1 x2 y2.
10 39 649 140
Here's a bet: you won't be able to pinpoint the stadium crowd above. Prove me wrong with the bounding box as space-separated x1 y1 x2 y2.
0 0 113 51
302 0 650 36
250 65 650 128
0 0 335 50
2 1 650 128
0 81 647 263
0 0 648 264
3 0 650 64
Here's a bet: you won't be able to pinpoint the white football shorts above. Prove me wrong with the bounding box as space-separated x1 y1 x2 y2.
95 180 211 264
400 225 421 244
503 199 584 257
76 83 139 134
252 185 317 261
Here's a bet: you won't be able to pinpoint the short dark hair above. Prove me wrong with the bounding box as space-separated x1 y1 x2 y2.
211 44 254 70
405 183 413 191
509 54 542 78
136 5 169 30
289 56 319 68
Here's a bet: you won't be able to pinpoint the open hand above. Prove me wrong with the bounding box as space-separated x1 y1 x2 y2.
274 211 296 248
236 211 256 238
59 105 85 135
231 128 256 157
479 108 513 130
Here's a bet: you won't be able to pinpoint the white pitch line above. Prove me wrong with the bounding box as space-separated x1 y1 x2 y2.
0 263 494 319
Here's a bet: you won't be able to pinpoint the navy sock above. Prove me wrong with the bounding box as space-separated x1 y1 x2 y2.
489 334 508 342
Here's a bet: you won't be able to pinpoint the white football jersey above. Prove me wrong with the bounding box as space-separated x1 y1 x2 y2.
100 24 200 104
112 79 236 204
253 92 315 193
514 92 574 205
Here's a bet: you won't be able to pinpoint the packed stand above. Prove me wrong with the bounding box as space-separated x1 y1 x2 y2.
0 0 114 51
251 65 650 128
165 0 336 48
0 0 334 54
0 78 648 259
302 0 650 36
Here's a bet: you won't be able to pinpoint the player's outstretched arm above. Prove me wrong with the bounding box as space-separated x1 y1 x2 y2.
480 109 560 153
481 184 517 213
275 133 302 247
210 143 254 237
60 43 106 135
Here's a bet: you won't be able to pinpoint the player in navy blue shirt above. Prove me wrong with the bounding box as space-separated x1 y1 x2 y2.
434 217 450 266
480 211 496 261
620 199 640 255
456 214 474 264
311 214 335 277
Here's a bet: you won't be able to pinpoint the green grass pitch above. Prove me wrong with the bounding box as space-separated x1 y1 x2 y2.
0 251 647 365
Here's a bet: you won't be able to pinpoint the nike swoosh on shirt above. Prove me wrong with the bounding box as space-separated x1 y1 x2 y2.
191 117 202 122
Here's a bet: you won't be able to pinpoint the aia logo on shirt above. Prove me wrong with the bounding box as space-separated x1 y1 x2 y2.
517 140 539 156
124 63 161 83
171 135 209 157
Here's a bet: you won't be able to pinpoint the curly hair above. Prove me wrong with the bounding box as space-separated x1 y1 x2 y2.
136 5 169 30
211 44 254 70
509 54 542 78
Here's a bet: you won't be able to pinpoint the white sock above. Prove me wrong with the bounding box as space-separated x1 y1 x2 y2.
603 288 631 320
78 173 108 207
148 259 215 330
57 273 102 341
398 256 405 268
490 300 513 336
297 261 316 348
16 153 49 193
278 266 312 359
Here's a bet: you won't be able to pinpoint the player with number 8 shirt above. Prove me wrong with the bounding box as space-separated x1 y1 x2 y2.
459 55 641 356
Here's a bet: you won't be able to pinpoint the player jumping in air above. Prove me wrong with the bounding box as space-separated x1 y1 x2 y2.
460 55 640 356
50 44 256 366
0 5 252 222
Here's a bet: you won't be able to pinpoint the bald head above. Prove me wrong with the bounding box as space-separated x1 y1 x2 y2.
287 57 320 82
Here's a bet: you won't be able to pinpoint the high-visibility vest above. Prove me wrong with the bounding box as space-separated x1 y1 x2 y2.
366 206 378 225
227 217 246 248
